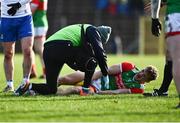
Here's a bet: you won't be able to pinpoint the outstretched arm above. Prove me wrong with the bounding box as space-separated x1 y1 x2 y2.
57 87 81 96
58 64 121 85
151 0 161 19
92 64 121 80
97 88 144 95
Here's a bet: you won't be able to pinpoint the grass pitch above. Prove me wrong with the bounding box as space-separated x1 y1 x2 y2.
0 54 179 122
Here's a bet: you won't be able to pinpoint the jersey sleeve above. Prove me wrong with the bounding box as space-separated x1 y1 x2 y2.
31 0 39 5
120 62 135 72
151 0 161 18
86 26 108 76
130 88 144 94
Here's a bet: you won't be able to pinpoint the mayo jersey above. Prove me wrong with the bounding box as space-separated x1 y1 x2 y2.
92 62 145 93
31 0 48 27
166 0 180 14
1 0 32 18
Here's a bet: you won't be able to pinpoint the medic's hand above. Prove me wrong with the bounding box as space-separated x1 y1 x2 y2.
7 2 21 16
102 75 109 89
151 18 162 37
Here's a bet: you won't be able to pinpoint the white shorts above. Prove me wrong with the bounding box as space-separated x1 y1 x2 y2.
91 78 101 92
165 13 180 37
34 27 48 37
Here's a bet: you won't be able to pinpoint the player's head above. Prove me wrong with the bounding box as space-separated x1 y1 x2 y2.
135 65 158 83
97 25 112 44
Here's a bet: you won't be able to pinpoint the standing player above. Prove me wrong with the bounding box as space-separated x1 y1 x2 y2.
147 0 180 108
30 0 48 79
144 0 172 97
0 0 34 92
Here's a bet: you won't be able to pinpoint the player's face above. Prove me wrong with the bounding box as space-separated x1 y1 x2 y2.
135 69 149 82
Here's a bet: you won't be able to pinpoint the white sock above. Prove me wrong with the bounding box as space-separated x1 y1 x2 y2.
29 83 32 90
22 77 29 84
7 80 14 87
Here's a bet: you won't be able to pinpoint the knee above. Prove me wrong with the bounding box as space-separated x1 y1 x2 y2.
35 48 42 55
85 57 97 71
34 45 43 55
58 76 68 84
4 50 14 60
22 47 32 57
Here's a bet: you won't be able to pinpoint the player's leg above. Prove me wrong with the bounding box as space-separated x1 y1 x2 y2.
57 86 81 95
19 15 34 81
80 57 97 95
167 35 180 108
2 42 15 92
148 50 173 96
31 60 62 95
21 36 34 79
30 41 71 95
58 71 85 86
158 50 173 93
31 27 48 79
33 35 46 78
166 13 180 108
14 15 34 95
30 49 37 78
0 17 17 92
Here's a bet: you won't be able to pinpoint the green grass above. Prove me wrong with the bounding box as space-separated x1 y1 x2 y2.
0 54 179 122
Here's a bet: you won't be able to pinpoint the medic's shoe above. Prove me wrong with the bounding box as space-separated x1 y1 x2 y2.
79 87 95 96
14 82 30 96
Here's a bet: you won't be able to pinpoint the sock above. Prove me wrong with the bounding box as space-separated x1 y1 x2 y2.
83 70 94 88
7 80 13 87
159 61 173 93
82 87 89 93
22 77 29 84
29 83 32 90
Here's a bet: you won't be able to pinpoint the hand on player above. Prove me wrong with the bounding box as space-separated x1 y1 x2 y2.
102 75 109 89
151 18 162 37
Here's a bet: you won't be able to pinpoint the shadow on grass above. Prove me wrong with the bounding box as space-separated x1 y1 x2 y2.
0 92 177 102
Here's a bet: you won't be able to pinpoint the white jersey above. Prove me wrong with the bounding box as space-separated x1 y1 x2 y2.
1 0 32 18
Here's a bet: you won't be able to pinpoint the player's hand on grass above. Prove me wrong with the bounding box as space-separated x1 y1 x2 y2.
151 18 162 37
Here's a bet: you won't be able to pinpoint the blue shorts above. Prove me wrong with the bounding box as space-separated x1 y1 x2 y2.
0 15 34 42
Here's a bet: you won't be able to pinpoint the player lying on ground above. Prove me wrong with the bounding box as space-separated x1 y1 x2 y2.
57 62 158 95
